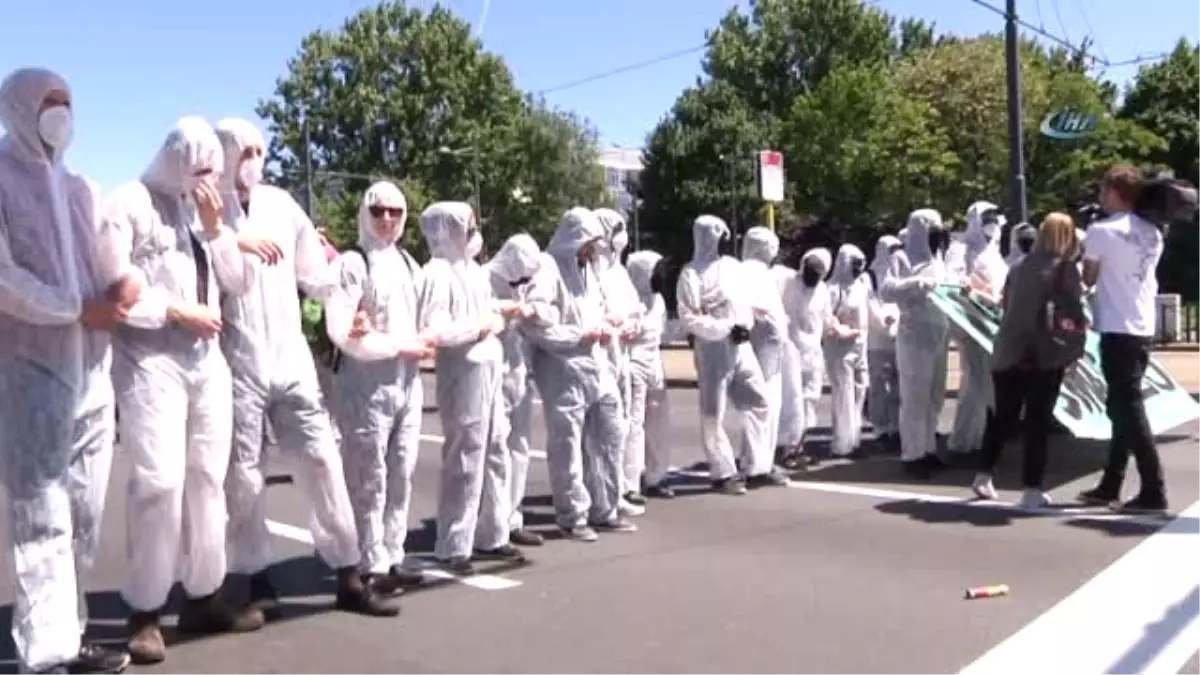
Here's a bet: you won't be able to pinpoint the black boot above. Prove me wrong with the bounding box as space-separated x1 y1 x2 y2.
176 592 265 636
334 566 400 617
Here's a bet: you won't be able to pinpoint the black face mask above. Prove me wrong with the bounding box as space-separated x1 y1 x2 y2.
649 259 668 295
508 276 531 288
927 230 947 254
1016 237 1035 254
849 260 865 277
716 232 734 257
801 266 822 287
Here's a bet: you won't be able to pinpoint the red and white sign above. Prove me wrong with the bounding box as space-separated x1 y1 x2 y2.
757 150 785 203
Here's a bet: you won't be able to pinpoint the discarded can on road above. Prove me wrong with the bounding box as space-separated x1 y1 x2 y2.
964 584 1009 600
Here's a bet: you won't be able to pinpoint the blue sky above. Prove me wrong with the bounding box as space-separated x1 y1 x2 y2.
1 0 1195 193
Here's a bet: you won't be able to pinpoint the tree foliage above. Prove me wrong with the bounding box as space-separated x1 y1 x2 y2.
256 1 608 253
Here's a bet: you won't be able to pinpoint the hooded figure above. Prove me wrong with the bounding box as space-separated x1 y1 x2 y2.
101 117 261 663
0 67 134 675
487 233 545 547
676 215 778 494
879 209 950 477
1006 222 1036 266
213 118 396 620
592 207 647 513
326 181 430 592
947 201 1010 459
783 248 833 453
520 207 635 541
866 235 904 450
823 244 870 456
624 250 674 498
771 262 807 466
739 227 793 481
418 201 523 573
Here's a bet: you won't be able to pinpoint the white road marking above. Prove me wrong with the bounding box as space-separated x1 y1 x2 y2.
959 500 1200 675
264 519 523 591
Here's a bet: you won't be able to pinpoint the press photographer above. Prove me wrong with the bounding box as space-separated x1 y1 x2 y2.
1076 165 1197 514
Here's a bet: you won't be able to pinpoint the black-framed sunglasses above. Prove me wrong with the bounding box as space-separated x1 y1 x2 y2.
369 205 405 219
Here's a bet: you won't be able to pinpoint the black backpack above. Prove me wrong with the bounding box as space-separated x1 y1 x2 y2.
302 245 419 373
1034 260 1089 369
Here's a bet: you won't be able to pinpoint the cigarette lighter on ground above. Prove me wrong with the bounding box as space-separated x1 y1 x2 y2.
964 584 1009 600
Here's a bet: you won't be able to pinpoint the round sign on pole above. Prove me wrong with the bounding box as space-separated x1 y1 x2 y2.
758 150 785 203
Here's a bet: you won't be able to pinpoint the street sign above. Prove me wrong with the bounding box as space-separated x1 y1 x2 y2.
1039 108 1099 140
757 150 785 203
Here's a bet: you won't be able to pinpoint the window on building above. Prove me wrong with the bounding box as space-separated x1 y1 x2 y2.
607 167 622 189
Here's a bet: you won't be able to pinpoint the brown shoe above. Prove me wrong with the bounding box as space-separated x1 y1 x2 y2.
177 593 265 635
126 612 165 666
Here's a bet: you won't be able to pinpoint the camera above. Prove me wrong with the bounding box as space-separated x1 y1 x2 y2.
1134 170 1198 231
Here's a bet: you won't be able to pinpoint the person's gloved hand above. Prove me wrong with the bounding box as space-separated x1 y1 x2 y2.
168 303 223 339
729 325 751 343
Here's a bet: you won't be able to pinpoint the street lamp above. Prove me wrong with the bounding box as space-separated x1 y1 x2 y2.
438 144 482 217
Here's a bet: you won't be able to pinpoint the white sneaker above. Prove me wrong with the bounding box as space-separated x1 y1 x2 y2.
972 474 999 500
1019 489 1051 509
618 499 646 518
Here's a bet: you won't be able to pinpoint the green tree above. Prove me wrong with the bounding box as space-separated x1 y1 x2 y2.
256 1 606 254
1120 40 1200 300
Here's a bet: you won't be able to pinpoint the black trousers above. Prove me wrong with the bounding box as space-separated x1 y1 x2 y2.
1097 333 1165 498
979 366 1065 488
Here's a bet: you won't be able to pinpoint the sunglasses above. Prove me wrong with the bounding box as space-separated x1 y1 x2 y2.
369 205 405 219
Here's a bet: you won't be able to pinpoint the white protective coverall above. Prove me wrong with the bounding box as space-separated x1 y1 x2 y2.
771 263 807 456
945 201 1009 456
823 244 871 457
1005 222 1036 266
623 250 672 492
102 118 258 623
676 215 772 490
486 234 543 539
879 209 950 469
521 208 627 535
213 119 360 587
739 227 791 474
0 68 125 673
783 248 832 445
592 208 644 504
866 235 903 444
326 182 426 575
417 201 514 563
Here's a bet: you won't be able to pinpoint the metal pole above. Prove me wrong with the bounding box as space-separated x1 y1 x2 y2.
1004 0 1029 224
302 111 315 218
729 156 739 254
471 150 482 218
632 198 641 251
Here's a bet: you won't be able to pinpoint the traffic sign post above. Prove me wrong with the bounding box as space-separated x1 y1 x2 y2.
757 150 785 231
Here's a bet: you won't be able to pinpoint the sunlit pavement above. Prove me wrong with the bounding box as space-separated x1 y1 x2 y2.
1 374 1197 673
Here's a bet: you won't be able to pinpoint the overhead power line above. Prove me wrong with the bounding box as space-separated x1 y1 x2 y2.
968 0 1105 67
537 44 708 95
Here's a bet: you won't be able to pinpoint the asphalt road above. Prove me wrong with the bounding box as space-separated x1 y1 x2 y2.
1 374 1197 674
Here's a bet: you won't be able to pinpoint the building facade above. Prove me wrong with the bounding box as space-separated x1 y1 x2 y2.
598 146 644 213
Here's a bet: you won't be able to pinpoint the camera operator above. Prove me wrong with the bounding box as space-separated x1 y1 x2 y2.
1077 165 1168 513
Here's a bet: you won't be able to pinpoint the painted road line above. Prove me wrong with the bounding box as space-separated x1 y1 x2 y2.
264 519 523 592
959 500 1200 675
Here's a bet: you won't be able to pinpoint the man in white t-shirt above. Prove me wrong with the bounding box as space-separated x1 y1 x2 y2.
1077 165 1167 513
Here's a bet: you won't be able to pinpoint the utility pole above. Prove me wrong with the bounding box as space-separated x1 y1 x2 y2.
1004 0 1029 224
302 109 315 218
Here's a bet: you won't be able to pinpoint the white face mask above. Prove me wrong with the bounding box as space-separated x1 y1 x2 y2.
38 105 73 151
982 223 1000 240
611 230 629 256
238 157 264 190
466 230 483 259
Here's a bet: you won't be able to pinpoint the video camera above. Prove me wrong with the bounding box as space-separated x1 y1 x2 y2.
1134 169 1198 231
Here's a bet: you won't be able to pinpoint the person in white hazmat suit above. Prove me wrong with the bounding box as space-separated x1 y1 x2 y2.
738 227 793 483
212 118 398 618
945 201 1009 460
0 67 137 675
326 182 433 591
486 233 546 547
677 215 782 495
591 207 648 513
418 201 529 575
879 209 952 478
823 244 871 457
520 207 635 541
770 260 808 469
623 250 675 498
100 117 264 664
866 235 904 452
783 248 832 459
1006 222 1036 266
